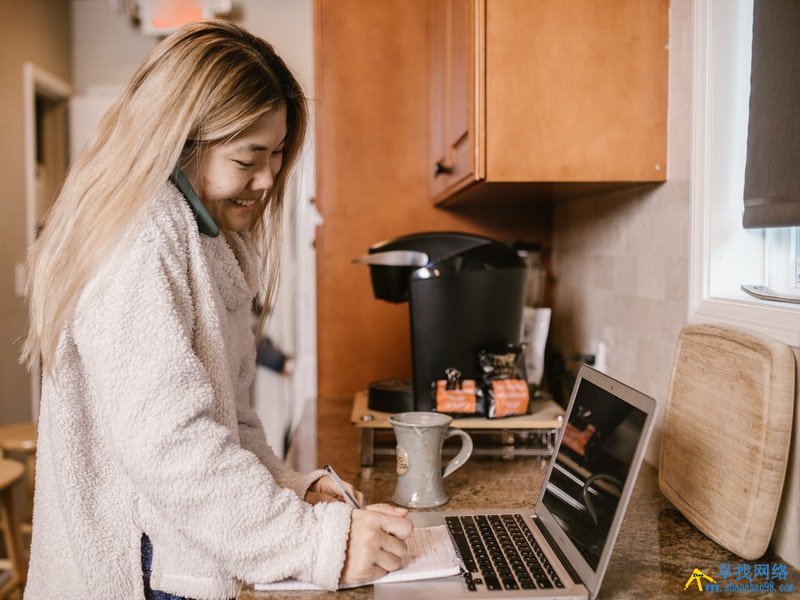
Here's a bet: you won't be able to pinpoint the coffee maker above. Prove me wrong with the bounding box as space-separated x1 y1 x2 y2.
357 232 527 412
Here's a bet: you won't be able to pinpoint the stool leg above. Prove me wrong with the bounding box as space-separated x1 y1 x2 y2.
0 484 24 597
360 429 374 466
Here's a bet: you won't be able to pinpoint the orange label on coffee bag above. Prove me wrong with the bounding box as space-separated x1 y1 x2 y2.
491 379 529 417
435 379 477 413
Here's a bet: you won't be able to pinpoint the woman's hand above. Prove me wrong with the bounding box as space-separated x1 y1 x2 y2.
305 475 365 506
340 504 413 585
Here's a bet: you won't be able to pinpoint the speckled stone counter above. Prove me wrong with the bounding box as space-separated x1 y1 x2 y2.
239 400 799 600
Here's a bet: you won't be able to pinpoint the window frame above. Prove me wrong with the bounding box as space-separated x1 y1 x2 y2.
689 0 800 347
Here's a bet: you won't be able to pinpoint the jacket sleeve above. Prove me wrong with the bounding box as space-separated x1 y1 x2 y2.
72 227 351 590
236 396 326 498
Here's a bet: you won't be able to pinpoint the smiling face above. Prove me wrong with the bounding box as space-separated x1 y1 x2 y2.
182 107 288 232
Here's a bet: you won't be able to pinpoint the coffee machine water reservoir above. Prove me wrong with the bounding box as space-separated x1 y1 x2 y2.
356 232 527 412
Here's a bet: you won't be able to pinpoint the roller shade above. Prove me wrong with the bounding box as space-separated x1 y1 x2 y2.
742 0 800 229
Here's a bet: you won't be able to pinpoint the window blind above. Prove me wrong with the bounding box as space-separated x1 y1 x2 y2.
742 0 800 229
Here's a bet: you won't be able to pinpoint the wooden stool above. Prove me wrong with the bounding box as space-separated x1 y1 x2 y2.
0 458 25 598
0 423 36 536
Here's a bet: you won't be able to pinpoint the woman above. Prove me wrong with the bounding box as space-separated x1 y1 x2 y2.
23 20 411 600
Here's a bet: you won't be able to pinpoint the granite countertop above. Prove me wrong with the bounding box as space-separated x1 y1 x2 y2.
240 403 799 600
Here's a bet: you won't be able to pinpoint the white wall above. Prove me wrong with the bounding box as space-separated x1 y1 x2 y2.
71 0 313 95
71 0 156 95
229 0 315 97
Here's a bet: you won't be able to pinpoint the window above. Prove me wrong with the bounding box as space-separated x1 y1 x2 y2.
765 227 800 294
690 0 800 346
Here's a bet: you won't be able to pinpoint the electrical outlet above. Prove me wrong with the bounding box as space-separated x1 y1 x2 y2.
594 341 608 373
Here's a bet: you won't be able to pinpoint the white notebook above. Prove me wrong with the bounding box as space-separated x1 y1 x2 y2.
253 525 463 591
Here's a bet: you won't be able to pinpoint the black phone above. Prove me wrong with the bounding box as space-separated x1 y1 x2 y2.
169 167 220 237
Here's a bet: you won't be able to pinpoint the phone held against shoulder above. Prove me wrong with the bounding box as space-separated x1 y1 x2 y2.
169 167 220 237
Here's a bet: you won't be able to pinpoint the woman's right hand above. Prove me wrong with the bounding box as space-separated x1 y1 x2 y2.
340 503 413 585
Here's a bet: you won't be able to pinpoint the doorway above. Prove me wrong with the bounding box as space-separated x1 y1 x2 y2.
23 62 71 420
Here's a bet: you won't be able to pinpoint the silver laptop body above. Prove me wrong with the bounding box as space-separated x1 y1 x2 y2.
375 365 656 600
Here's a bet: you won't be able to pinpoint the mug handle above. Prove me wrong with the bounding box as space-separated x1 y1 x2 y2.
442 428 473 479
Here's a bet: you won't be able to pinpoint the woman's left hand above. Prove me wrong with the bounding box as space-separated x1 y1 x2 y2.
305 475 365 506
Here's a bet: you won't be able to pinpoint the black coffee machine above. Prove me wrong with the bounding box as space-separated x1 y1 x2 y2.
357 232 527 412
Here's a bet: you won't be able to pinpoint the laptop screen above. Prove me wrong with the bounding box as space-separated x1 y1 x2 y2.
541 377 648 571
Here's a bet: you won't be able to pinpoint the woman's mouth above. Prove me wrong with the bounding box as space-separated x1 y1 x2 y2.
231 198 256 208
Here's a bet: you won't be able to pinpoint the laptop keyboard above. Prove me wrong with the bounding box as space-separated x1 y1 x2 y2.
446 514 565 592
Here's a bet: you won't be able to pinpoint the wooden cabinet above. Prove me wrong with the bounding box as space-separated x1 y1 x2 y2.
428 0 669 205
428 0 482 200
315 0 553 400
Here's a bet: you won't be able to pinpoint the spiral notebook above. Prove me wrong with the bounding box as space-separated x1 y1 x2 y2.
253 525 463 591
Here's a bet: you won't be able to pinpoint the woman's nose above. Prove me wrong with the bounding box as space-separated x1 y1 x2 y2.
252 164 274 192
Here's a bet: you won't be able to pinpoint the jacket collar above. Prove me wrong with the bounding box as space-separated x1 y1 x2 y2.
201 231 259 311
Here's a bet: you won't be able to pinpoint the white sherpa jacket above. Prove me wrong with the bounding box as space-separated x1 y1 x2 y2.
25 184 353 600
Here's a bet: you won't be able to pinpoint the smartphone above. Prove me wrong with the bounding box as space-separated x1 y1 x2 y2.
169 167 220 237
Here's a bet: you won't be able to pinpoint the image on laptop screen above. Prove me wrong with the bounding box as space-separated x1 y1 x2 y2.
541 378 648 570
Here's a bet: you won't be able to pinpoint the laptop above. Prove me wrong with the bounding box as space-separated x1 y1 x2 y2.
375 364 656 600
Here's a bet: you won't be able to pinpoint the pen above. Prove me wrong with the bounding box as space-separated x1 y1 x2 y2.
323 464 363 509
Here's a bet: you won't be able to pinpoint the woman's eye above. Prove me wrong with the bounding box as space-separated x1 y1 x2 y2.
234 160 255 168
272 149 284 157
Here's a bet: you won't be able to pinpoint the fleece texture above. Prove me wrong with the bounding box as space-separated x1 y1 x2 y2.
24 184 353 600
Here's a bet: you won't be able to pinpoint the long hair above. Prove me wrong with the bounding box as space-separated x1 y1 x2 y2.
23 20 308 372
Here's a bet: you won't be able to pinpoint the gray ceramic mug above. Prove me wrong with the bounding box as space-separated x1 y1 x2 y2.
388 412 473 508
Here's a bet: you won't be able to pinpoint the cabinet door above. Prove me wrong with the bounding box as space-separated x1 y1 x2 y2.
428 0 483 203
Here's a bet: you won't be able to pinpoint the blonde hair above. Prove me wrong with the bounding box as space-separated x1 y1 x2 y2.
24 20 308 372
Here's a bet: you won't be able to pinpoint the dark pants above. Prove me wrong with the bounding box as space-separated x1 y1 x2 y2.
140 535 236 600
140 535 195 600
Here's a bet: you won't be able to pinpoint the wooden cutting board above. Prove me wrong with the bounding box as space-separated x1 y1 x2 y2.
659 323 795 559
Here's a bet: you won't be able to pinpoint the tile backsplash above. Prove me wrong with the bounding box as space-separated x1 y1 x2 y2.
551 184 690 465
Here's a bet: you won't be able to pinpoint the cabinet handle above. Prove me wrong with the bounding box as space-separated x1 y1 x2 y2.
434 161 454 177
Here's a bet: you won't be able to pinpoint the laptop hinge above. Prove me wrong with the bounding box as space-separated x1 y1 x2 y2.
533 515 582 586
